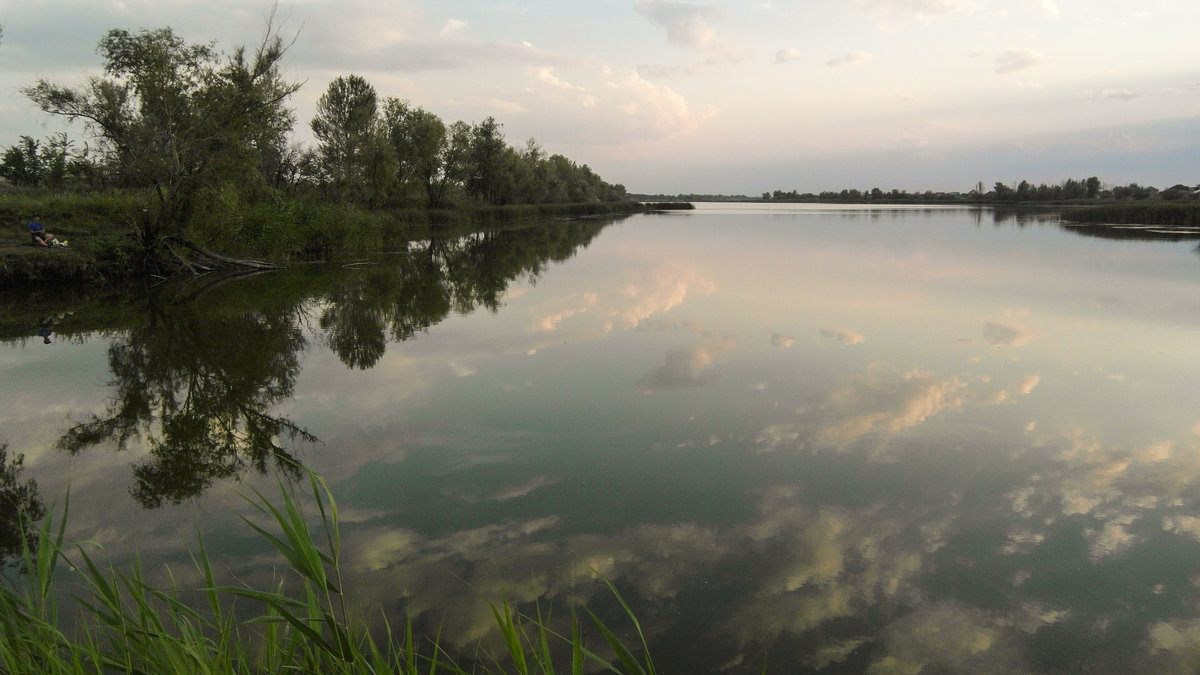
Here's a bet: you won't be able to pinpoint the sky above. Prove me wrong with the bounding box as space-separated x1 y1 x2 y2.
1 0 1198 195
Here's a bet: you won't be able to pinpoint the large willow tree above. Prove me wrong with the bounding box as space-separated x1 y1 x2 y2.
23 20 299 270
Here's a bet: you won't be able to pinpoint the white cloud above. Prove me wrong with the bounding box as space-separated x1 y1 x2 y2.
634 0 723 52
596 67 716 138
994 48 1049 75
1084 515 1141 560
529 264 714 335
826 51 873 68
1016 374 1040 396
819 328 866 344
1032 0 1060 19
770 332 795 348
638 334 739 392
982 321 1038 348
816 367 968 448
1102 88 1137 101
532 67 599 108
775 47 803 63
511 63 715 148
439 18 468 38
850 0 982 23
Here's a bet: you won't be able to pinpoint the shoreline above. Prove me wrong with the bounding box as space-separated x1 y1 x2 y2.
1 198 663 287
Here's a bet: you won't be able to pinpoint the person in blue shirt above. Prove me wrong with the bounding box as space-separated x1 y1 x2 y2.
27 214 65 247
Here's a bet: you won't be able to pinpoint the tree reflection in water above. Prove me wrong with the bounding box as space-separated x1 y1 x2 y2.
52 218 615 507
318 221 610 369
55 278 313 508
0 444 45 568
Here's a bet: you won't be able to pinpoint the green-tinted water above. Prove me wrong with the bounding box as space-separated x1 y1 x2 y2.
5 205 1200 672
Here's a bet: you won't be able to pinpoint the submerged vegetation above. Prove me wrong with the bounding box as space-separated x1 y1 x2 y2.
0 469 658 674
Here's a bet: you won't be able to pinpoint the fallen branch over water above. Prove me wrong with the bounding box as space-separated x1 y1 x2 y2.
176 239 281 270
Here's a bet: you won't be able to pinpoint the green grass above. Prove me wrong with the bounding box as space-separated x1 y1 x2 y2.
0 469 655 674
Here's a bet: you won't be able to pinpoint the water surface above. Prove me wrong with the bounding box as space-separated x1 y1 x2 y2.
5 204 1200 672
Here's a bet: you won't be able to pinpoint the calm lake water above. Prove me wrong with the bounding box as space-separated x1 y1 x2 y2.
6 203 1200 672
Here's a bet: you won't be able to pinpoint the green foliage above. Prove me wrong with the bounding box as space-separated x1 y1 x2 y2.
310 74 383 205
13 23 628 278
0 133 102 190
0 137 43 187
305 82 628 211
23 20 300 255
0 470 655 673
382 98 448 207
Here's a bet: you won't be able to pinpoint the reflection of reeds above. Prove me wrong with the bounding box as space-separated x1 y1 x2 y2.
1061 202 1200 226
0 471 653 674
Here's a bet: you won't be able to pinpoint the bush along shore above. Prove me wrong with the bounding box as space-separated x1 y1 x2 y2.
0 469 659 674
1058 201 1200 226
0 191 668 286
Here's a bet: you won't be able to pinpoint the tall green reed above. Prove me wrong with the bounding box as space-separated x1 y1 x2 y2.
0 469 655 674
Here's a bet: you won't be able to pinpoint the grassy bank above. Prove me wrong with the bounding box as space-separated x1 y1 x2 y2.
0 470 656 674
1059 202 1200 226
0 190 654 286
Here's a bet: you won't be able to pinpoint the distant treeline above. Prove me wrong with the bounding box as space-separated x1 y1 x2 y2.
762 178 1200 204
637 178 1200 205
629 193 753 202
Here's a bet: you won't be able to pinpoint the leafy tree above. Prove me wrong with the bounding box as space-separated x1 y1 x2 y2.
310 74 382 204
0 132 104 188
0 136 42 186
465 116 509 204
380 98 448 207
436 120 474 207
23 22 299 261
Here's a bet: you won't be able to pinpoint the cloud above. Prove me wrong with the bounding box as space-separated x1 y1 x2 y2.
816 367 968 448
1032 0 1061 18
770 332 795 347
775 47 803 63
869 601 1045 672
637 334 739 392
341 39 555 72
634 0 723 52
819 328 865 344
524 65 716 143
439 18 468 37
530 264 715 334
826 51 873 68
994 48 1049 75
850 0 982 22
1016 374 1040 395
982 321 1038 348
1102 88 1137 101
1163 515 1200 542
1084 514 1140 560
532 67 599 108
